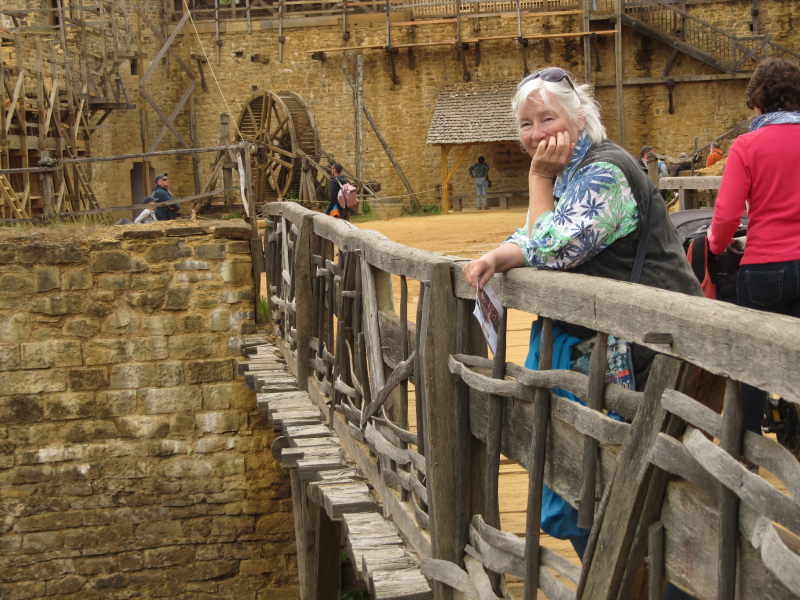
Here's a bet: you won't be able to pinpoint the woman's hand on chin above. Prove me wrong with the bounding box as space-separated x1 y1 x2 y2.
530 130 574 179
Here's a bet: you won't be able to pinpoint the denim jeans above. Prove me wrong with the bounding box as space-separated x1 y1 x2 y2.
736 259 800 433
474 177 488 209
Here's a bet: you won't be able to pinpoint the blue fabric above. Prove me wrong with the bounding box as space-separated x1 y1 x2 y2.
524 320 589 540
749 110 800 132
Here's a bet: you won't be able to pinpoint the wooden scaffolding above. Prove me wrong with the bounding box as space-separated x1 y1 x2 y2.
0 0 137 219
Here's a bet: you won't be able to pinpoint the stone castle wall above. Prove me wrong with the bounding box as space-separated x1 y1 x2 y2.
0 221 297 599
82 0 800 211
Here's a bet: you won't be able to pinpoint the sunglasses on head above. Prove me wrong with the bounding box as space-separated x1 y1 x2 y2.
517 67 577 92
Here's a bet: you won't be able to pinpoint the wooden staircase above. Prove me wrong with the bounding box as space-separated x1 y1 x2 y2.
600 0 800 74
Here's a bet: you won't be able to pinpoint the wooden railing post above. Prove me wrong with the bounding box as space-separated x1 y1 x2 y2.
294 213 314 390
421 262 465 599
578 354 683 600
39 151 55 217
718 379 742 600
220 113 235 211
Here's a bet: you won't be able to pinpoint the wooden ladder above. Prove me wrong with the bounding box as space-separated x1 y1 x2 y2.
0 174 27 219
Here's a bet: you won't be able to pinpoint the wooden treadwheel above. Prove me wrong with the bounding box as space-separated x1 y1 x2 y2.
237 90 322 204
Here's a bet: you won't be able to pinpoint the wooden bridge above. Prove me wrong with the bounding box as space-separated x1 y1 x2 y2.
247 201 800 599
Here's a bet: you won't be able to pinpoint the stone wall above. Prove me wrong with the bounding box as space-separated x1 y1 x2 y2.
78 1 800 209
0 221 298 600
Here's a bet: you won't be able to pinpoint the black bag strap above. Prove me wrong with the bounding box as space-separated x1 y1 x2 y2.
687 233 707 283
573 140 656 284
630 196 653 284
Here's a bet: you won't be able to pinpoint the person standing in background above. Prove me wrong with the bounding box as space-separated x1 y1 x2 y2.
325 163 350 220
468 156 490 210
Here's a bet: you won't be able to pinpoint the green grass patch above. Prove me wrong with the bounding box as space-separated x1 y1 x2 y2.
257 296 270 323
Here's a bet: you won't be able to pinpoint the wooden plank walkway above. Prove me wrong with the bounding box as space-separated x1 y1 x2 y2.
239 340 433 600
241 335 579 598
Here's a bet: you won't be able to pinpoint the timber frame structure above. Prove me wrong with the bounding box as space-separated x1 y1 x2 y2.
260 200 800 599
175 0 800 213
0 1 137 219
3 1 800 218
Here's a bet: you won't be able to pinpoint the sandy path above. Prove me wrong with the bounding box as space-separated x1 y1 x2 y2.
356 207 535 365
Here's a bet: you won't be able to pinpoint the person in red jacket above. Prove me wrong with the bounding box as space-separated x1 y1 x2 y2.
705 141 724 167
709 57 800 435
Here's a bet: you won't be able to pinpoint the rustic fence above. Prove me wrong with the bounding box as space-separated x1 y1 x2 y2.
263 200 800 599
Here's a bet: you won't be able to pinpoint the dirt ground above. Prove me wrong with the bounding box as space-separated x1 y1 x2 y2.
355 205 536 364
356 205 528 260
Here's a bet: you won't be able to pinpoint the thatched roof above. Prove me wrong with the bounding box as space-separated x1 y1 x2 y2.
426 80 518 145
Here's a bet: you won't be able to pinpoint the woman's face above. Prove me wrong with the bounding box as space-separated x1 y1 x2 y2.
518 91 582 157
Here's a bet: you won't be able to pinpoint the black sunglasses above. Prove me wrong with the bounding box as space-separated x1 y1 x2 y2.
517 67 577 91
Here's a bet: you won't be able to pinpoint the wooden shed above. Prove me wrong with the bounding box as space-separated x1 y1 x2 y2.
427 80 520 213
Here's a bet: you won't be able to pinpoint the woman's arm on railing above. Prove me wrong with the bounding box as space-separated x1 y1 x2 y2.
463 244 524 288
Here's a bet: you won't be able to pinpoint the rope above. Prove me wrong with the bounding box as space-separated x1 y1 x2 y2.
181 0 244 139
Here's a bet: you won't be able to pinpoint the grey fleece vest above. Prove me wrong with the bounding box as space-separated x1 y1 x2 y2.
570 140 702 297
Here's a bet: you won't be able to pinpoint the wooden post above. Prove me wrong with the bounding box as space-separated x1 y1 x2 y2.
647 522 665 600
289 470 312 600
578 354 683 600
485 308 507 593
583 0 591 83
220 113 234 211
647 154 659 186
40 151 55 217
421 262 461 600
455 297 478 553
752 0 760 35
578 332 608 529
360 103 422 212
718 378 742 600
310 501 341 600
293 213 314 390
440 146 450 214
189 94 201 196
615 0 625 147
244 143 260 315
484 308 507 529
439 143 471 215
523 317 553 600
354 55 364 184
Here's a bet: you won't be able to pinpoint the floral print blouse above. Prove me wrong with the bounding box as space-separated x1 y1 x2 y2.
505 132 639 270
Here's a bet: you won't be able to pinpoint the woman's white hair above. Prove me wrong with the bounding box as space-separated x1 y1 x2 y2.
511 71 606 144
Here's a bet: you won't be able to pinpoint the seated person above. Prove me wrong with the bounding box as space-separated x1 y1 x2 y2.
134 197 158 224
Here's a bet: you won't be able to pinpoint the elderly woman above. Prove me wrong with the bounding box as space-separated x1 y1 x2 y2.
709 58 800 436
464 67 699 330
463 69 700 598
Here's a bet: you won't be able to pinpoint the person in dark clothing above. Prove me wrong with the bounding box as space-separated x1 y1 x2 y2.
152 173 179 220
325 163 349 220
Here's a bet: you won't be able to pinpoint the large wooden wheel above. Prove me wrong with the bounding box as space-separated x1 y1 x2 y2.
237 90 322 205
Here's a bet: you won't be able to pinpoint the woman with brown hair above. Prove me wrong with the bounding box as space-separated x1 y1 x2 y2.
709 58 800 435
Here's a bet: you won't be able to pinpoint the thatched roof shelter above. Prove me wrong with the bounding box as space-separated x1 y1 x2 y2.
426 80 519 212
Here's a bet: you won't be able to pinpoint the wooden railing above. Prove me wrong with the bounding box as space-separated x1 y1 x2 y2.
176 0 583 21
263 200 800 599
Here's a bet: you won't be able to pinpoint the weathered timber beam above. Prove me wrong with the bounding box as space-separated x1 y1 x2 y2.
306 29 616 54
